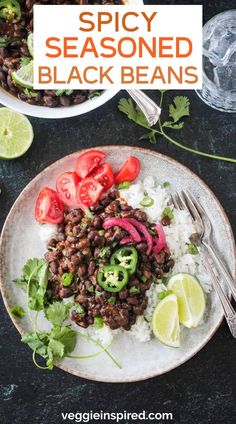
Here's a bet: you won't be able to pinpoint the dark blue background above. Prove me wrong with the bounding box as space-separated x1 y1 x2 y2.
0 1 236 423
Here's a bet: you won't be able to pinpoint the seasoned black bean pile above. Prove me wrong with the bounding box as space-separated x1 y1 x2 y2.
45 190 174 331
0 0 122 107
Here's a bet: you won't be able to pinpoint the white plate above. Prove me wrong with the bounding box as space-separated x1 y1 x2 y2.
0 146 235 382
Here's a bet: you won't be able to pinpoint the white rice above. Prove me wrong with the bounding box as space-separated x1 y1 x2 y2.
40 177 211 346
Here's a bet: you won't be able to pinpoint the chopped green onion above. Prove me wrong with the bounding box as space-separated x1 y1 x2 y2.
99 247 111 259
98 230 105 236
87 285 94 293
107 296 116 305
148 228 156 236
140 196 154 208
95 291 103 297
162 181 170 188
162 207 174 219
68 231 73 236
10 305 25 319
55 89 73 96
129 287 140 295
141 275 147 283
84 208 93 220
115 212 121 218
76 304 85 316
88 91 101 99
118 181 132 190
23 88 38 98
94 316 104 329
61 272 73 287
187 242 199 255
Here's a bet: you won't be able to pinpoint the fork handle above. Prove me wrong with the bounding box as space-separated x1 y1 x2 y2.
203 242 236 303
202 255 236 338
126 90 161 127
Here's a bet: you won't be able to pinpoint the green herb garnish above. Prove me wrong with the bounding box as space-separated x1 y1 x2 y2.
10 305 25 319
76 304 85 316
0 36 15 47
140 196 154 208
141 275 148 283
88 91 101 99
20 57 32 67
87 285 94 293
55 89 73 96
162 181 170 188
84 208 93 220
187 242 199 255
129 287 140 295
118 181 132 190
158 290 172 301
118 94 236 164
99 247 111 259
94 316 104 329
107 296 116 305
61 272 73 287
13 258 49 312
162 207 174 219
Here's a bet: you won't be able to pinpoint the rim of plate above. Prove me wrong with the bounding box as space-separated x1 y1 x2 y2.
0 146 235 382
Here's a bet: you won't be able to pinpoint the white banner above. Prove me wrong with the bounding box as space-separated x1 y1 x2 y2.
34 5 202 90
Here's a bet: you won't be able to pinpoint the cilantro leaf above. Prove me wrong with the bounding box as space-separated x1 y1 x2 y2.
50 326 77 354
13 278 27 292
20 57 32 67
168 96 190 123
118 98 149 127
21 332 49 358
139 131 157 143
10 305 25 319
162 121 184 130
45 301 72 327
16 258 49 311
48 339 65 359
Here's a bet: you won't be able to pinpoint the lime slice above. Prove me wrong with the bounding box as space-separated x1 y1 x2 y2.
168 273 206 328
152 293 180 347
27 33 34 57
0 108 34 159
12 60 34 89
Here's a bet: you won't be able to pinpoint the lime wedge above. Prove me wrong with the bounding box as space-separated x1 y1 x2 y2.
152 293 180 347
168 273 206 328
12 60 34 89
27 33 34 57
0 108 34 159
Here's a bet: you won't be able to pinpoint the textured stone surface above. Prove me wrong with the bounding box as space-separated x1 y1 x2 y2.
0 1 236 423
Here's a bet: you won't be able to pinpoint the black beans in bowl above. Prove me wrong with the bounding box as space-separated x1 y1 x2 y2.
0 0 123 108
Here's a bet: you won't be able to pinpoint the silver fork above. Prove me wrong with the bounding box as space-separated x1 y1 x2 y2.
172 190 236 338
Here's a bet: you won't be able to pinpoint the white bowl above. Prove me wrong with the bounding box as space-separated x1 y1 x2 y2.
0 87 120 119
0 0 143 119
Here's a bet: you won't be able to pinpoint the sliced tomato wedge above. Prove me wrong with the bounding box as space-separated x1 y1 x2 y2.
76 177 104 208
75 150 105 179
56 171 80 207
35 187 64 224
89 162 114 191
115 156 141 184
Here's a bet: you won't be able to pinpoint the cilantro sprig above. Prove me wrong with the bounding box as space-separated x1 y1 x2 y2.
14 257 121 370
118 91 236 164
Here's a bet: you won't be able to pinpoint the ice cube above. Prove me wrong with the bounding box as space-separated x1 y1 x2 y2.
213 64 236 91
208 27 236 64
